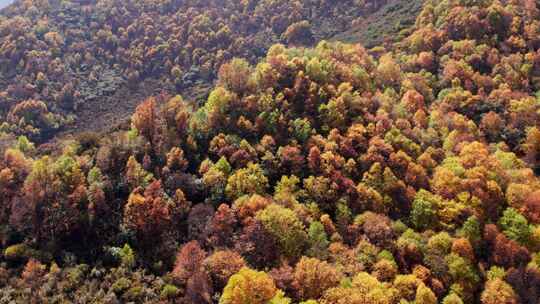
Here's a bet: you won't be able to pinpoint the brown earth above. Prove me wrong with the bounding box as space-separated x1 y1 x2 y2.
47 78 212 146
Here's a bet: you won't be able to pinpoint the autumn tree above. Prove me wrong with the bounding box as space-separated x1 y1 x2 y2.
256 204 308 259
480 278 519 304
226 163 269 200
282 21 314 46
171 240 207 285
220 267 277 304
204 250 246 290
123 181 181 253
292 257 342 301
218 58 253 94
208 204 237 248
235 219 279 268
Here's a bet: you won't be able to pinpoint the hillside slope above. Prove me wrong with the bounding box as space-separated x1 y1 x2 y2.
331 0 424 47
0 0 400 143
0 0 539 303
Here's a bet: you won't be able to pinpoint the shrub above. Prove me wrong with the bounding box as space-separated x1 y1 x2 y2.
161 284 180 299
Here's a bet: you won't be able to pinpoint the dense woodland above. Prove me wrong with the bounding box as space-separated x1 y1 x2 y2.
1 0 540 303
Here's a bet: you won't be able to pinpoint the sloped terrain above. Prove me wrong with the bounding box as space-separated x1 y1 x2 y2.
331 0 424 47
0 0 397 143
0 0 539 303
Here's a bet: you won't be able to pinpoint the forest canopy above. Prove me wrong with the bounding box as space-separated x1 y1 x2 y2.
0 0 540 303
